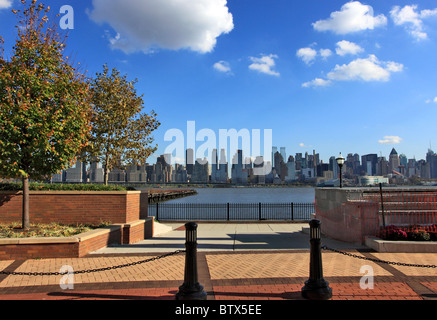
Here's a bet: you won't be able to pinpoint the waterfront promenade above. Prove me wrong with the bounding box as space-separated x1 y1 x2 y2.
1 222 437 304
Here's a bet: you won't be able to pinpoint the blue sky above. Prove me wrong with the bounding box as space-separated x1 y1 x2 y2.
1 0 437 164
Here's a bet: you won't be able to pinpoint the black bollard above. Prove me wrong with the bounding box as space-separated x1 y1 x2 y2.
175 222 207 300
301 219 332 300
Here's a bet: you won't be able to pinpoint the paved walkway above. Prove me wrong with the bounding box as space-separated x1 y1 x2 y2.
1 222 437 303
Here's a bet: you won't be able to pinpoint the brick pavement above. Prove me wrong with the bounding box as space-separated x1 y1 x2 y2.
0 249 436 302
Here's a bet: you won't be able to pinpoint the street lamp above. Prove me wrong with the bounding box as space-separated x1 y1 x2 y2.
336 153 345 188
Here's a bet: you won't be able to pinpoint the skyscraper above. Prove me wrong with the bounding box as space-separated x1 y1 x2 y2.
361 154 377 176
426 149 437 179
186 148 194 175
389 148 400 173
272 146 278 168
280 147 286 163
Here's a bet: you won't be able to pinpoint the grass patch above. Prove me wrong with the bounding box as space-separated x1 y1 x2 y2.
0 222 112 238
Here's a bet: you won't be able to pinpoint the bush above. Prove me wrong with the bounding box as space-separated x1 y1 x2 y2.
407 230 431 241
0 182 135 191
378 225 408 241
378 225 435 241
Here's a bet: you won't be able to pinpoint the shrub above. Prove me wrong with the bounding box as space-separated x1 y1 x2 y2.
0 182 135 191
378 225 408 241
407 230 431 241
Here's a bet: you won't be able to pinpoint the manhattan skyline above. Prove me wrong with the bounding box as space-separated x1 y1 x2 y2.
1 0 437 163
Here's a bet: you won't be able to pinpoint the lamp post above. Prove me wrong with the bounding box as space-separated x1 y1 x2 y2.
336 153 345 188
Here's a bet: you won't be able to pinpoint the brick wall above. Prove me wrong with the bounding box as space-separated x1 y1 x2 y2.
0 222 148 260
78 226 123 257
121 220 146 245
0 191 148 225
0 242 79 260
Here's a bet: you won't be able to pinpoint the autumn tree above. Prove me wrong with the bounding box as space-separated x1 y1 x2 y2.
0 0 92 229
85 64 160 185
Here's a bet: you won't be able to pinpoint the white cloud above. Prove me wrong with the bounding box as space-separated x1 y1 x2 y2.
335 40 364 56
0 0 12 9
427 97 437 103
378 136 403 144
297 47 333 64
302 78 331 88
313 1 387 34
319 48 333 59
296 47 317 65
248 54 280 76
390 5 437 41
89 0 234 54
327 55 403 82
299 142 313 148
302 55 403 87
213 60 232 74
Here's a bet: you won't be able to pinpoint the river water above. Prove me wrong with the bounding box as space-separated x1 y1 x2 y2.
165 187 315 204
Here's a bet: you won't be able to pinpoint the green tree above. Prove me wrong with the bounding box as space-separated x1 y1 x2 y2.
0 0 92 229
86 64 160 185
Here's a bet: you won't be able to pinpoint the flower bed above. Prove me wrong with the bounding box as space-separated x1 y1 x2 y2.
378 225 437 242
0 222 110 238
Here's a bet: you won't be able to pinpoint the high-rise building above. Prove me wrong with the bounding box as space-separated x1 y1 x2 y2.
295 153 303 170
426 149 437 179
231 150 247 184
285 158 296 182
89 162 104 183
191 158 209 183
108 167 126 183
272 146 278 168
389 148 400 173
186 148 194 175
126 164 147 183
217 149 228 183
361 154 377 176
377 157 388 176
65 161 87 183
280 147 286 164
211 149 218 183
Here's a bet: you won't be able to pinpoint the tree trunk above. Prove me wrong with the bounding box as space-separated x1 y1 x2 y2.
104 152 109 185
22 176 30 230
104 168 108 185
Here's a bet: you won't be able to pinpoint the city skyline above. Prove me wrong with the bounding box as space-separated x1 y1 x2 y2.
53 145 437 186
1 1 437 164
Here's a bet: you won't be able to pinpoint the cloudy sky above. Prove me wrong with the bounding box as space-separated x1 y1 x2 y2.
1 0 437 164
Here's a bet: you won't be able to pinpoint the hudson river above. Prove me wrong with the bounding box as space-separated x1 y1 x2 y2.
166 187 315 204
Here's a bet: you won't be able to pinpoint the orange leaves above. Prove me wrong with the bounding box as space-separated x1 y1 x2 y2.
0 0 91 182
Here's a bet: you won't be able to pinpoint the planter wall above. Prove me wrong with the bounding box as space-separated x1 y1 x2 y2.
0 190 148 225
0 218 153 260
315 187 437 245
365 236 437 253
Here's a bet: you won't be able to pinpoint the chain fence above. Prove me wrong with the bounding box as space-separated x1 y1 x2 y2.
0 250 185 276
2 246 437 277
322 246 437 269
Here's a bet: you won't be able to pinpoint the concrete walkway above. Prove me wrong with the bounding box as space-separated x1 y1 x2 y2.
91 222 366 254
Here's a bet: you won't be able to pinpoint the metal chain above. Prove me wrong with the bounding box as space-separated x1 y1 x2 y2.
322 246 437 269
0 250 186 276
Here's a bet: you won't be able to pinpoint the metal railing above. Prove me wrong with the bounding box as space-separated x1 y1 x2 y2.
148 202 314 221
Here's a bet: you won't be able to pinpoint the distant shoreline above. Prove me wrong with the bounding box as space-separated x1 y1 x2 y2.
135 183 316 189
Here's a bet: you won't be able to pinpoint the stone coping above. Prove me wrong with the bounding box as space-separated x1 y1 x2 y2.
365 236 437 253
